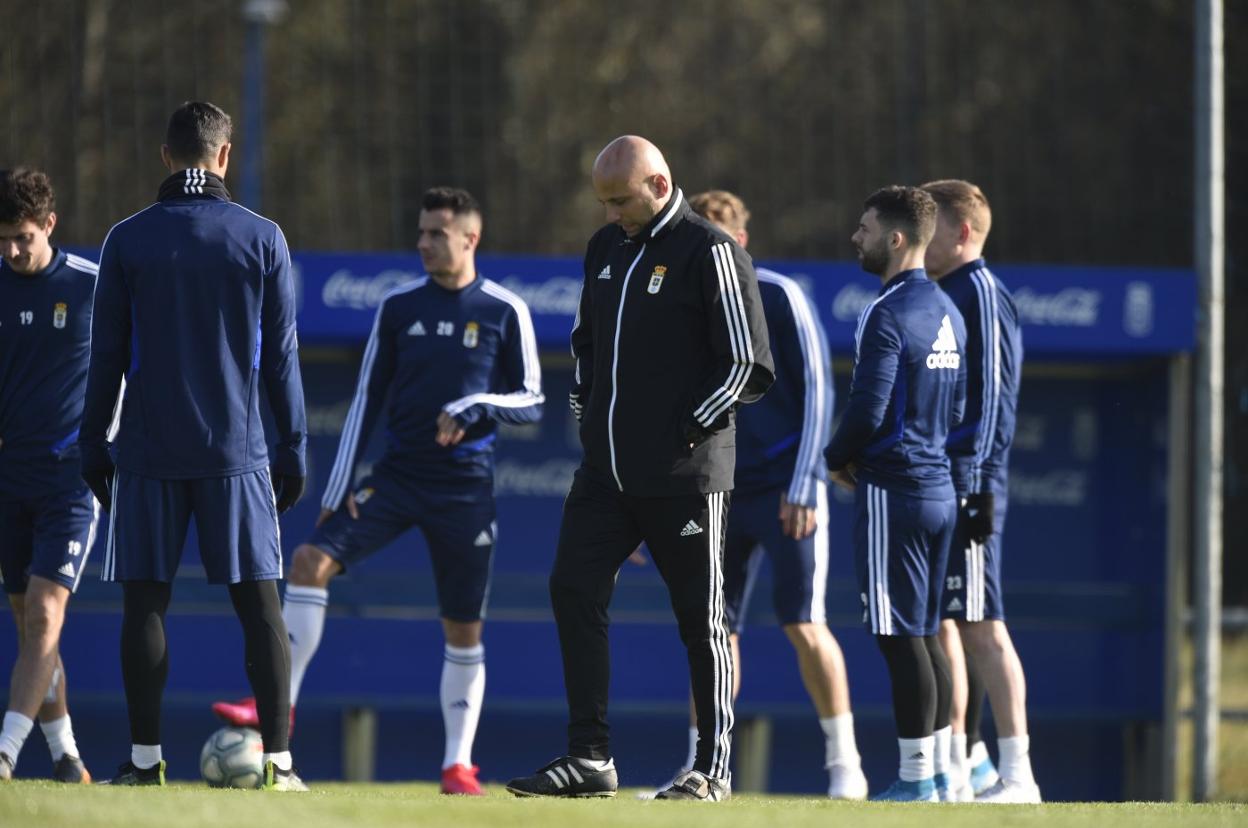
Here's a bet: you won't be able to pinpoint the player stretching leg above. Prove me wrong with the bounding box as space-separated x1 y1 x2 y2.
922 179 1039 803
825 187 966 802
641 191 866 800
0 169 95 783
213 188 543 795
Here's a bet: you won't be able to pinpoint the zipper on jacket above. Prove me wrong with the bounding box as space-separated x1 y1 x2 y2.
607 242 648 490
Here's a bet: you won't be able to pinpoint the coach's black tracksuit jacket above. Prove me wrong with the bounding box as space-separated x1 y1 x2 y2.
569 189 774 496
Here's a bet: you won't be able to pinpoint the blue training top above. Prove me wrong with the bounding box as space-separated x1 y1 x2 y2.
320 275 544 510
937 259 1023 497
0 250 98 499
79 172 307 480
824 268 967 499
733 268 834 507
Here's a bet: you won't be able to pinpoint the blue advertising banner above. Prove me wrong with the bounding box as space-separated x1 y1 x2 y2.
289 251 1195 355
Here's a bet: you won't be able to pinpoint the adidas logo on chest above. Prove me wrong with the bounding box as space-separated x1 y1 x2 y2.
926 314 961 370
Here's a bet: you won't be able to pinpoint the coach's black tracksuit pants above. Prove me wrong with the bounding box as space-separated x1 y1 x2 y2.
549 469 734 780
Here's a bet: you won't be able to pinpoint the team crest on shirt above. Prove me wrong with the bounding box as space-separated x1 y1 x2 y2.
53 302 68 329
647 266 667 294
354 487 375 504
462 321 480 349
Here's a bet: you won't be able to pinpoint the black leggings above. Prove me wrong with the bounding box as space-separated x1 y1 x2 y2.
121 579 291 752
875 634 952 739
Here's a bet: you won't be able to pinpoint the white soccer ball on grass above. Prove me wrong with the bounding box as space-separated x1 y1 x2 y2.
200 726 265 789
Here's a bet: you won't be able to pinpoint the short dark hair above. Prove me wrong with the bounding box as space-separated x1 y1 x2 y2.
864 185 937 247
0 167 56 226
165 101 233 164
421 187 482 218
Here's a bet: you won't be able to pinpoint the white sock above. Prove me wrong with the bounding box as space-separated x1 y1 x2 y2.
131 743 162 769
283 585 329 705
968 739 990 768
440 643 485 769
683 725 699 770
997 734 1035 785
933 725 952 777
0 711 34 764
950 732 969 779
820 714 861 768
579 757 613 770
898 735 934 782
40 715 79 762
262 750 292 771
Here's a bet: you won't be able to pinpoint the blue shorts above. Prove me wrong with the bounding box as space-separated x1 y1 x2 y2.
100 469 282 585
0 487 99 595
309 471 496 622
853 482 956 637
941 496 1008 622
723 483 829 634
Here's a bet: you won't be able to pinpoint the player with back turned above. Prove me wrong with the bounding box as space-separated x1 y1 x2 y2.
78 101 309 789
824 186 966 802
922 179 1039 803
0 169 96 783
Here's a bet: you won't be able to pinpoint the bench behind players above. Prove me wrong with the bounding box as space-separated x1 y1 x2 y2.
213 187 544 795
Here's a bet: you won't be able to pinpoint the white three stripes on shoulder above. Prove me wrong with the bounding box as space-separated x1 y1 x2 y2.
969 269 1001 493
442 280 545 417
693 243 755 428
321 279 426 511
758 270 832 507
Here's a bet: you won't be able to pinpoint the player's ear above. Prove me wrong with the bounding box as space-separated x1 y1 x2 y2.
650 174 670 201
958 221 972 245
43 212 57 237
216 142 232 174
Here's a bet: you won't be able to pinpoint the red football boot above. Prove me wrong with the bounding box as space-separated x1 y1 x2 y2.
211 697 296 733
441 763 484 795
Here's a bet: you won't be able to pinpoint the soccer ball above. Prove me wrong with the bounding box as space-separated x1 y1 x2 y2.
200 726 265 788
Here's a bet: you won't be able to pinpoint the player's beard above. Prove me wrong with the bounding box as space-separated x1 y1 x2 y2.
858 238 890 276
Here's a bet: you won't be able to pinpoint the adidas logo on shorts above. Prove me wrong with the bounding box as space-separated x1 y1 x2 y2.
947 596 964 612
58 562 76 578
679 520 703 537
474 530 492 547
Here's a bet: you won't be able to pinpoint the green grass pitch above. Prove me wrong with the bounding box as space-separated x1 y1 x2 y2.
0 782 1243 828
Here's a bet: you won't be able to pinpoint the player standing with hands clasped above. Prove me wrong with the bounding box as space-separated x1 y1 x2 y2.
507 137 773 802
79 101 309 789
0 169 97 783
213 187 544 795
824 186 966 802
922 179 1038 803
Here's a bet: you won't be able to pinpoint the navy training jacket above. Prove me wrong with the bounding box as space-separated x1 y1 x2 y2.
79 169 306 480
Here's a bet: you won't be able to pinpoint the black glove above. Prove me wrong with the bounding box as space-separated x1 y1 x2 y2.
961 491 995 544
271 470 306 514
82 463 116 512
